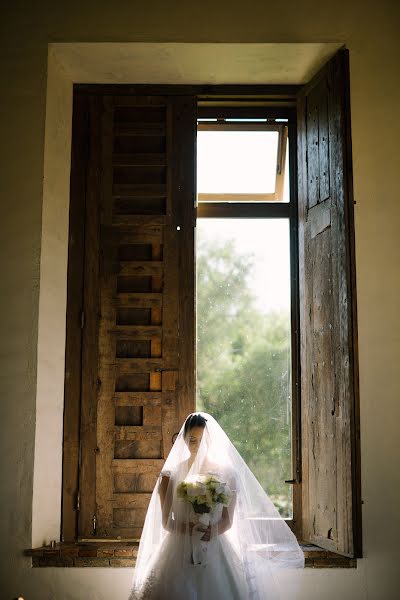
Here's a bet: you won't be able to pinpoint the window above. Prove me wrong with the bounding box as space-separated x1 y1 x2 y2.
197 122 288 202
195 114 298 527
61 49 361 560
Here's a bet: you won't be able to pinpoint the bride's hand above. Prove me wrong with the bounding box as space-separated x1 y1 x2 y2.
199 525 211 542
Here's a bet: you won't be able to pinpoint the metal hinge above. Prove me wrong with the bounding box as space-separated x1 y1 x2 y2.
76 490 80 511
92 514 97 536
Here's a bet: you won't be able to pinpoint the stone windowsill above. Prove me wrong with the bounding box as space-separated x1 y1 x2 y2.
25 542 356 568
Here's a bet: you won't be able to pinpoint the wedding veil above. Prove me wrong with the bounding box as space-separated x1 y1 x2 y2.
130 412 304 599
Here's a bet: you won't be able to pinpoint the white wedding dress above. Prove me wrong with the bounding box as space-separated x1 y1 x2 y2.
129 413 304 600
131 468 249 600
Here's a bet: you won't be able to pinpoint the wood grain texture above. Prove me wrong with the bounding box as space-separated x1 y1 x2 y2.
78 95 102 538
95 96 118 538
61 93 88 541
74 95 197 538
297 49 361 557
169 97 197 428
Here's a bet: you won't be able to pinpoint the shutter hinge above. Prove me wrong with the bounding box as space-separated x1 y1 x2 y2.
92 514 97 536
76 490 80 511
81 311 85 329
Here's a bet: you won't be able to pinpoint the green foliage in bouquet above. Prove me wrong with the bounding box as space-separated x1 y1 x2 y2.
177 475 232 514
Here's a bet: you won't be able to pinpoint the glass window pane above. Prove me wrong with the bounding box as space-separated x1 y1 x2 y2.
197 130 279 194
196 219 293 518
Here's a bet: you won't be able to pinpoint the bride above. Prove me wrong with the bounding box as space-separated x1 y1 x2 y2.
129 413 304 600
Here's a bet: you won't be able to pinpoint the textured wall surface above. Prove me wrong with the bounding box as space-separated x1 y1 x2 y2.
0 1 399 599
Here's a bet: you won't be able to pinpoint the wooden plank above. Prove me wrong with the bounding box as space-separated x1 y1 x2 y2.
111 216 166 229
112 153 167 167
95 95 117 538
297 91 310 546
116 293 162 308
329 54 355 557
341 51 362 559
107 214 165 227
306 94 319 209
150 243 162 361
62 93 87 541
113 508 148 528
170 97 197 427
198 192 279 202
116 358 165 374
197 202 290 219
75 84 301 98
197 105 296 121
113 459 164 473
143 405 162 426
115 426 162 441
113 184 166 198
112 95 167 107
102 223 164 244
78 95 102 538
110 325 162 340
318 89 330 202
112 493 152 508
309 227 336 550
114 123 166 136
117 261 163 276
297 50 360 557
113 392 164 406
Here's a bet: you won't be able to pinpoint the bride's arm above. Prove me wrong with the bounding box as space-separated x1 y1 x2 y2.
218 495 236 534
159 475 194 535
159 475 172 530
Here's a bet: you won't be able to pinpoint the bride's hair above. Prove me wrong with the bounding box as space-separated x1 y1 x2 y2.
183 413 207 436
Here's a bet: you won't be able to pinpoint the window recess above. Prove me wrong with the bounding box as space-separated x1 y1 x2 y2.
55 49 361 566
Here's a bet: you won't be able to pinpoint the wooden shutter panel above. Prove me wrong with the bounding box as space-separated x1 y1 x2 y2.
78 94 196 539
297 50 361 557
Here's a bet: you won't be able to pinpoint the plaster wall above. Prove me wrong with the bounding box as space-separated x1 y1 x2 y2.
0 1 399 599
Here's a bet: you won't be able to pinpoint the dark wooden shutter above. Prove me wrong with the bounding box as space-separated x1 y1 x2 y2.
297 50 361 557
78 93 196 539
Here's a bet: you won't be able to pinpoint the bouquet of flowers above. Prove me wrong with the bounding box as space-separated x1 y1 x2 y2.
177 474 233 565
177 474 232 526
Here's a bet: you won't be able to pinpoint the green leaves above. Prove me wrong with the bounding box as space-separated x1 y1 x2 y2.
197 239 292 517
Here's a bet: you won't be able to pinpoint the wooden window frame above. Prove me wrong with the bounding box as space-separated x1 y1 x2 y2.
59 62 361 564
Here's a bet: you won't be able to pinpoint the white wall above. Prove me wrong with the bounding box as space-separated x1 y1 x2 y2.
0 2 399 599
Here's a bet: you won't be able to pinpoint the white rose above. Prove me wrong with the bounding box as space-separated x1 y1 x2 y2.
187 484 206 496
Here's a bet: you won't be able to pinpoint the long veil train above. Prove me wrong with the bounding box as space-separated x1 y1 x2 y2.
129 412 304 600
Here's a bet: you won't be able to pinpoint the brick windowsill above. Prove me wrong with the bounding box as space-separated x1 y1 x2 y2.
25 542 356 568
